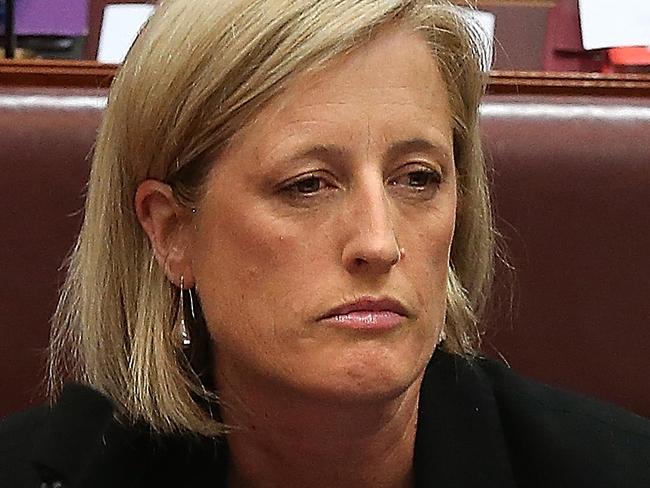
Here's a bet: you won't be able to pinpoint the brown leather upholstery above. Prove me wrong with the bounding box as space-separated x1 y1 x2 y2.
0 87 105 416
481 94 650 418
1 87 649 419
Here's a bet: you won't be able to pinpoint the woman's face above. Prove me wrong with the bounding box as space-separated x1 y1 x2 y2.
190 28 456 402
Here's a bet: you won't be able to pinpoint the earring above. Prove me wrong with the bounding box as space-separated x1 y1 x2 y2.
178 276 193 348
437 328 447 345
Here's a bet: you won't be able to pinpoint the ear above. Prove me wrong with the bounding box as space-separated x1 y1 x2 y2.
134 180 195 287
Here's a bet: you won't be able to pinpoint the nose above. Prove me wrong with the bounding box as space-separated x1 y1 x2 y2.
341 182 401 275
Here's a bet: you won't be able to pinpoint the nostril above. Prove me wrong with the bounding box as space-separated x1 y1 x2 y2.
394 247 405 264
353 257 368 267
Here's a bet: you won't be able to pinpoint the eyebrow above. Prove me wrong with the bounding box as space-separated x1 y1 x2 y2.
279 138 452 168
384 138 453 166
291 144 349 165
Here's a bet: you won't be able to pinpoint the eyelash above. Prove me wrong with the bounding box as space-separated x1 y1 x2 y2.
281 173 334 198
280 166 443 200
389 167 443 195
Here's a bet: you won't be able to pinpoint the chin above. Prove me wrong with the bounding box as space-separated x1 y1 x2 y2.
294 343 432 405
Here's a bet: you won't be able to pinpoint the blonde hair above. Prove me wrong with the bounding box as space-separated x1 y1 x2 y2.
50 0 492 435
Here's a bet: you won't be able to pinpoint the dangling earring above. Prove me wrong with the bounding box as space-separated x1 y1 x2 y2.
178 275 193 348
437 328 447 345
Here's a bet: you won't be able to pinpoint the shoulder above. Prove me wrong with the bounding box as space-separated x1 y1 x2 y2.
472 355 650 486
0 404 51 486
0 384 226 487
0 384 123 487
0 402 50 443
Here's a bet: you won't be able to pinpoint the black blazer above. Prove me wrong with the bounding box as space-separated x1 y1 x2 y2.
2 351 650 487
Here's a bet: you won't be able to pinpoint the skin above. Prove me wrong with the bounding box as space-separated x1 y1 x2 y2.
136 26 456 488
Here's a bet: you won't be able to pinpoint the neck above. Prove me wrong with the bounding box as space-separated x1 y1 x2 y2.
217 371 422 488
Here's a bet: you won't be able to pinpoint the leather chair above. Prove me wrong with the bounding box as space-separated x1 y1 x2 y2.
1 87 649 419
481 94 650 417
0 87 105 416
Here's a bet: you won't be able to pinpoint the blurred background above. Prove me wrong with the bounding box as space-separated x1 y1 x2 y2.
1 0 649 73
0 0 88 59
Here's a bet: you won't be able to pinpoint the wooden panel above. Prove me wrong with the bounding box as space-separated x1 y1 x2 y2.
2 60 650 98
489 70 650 97
0 59 116 88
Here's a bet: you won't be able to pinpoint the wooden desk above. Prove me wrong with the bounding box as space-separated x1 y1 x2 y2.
2 60 650 98
0 59 116 89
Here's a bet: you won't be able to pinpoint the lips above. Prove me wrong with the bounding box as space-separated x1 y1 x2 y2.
323 297 410 318
319 297 410 330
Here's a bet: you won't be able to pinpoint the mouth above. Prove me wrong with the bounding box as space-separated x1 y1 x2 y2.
318 297 411 330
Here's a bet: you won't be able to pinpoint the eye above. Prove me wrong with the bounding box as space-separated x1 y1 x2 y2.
292 175 323 194
280 172 334 198
389 166 442 196
404 170 440 189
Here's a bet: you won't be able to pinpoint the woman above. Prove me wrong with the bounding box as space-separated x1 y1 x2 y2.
1 0 649 487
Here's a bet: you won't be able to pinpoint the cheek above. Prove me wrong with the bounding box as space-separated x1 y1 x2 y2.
190 202 314 338
403 200 456 313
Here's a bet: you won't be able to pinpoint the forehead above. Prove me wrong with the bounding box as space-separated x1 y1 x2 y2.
229 27 453 160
